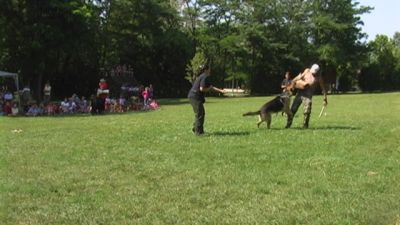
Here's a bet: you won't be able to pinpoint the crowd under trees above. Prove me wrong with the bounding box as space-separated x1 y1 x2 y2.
0 0 399 100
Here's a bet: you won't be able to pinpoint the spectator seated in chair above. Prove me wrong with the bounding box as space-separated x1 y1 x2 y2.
149 99 159 110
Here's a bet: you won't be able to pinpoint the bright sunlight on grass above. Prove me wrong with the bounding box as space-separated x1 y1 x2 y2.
1 92 400 225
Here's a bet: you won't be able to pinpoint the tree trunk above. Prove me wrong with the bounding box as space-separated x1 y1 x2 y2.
36 73 43 103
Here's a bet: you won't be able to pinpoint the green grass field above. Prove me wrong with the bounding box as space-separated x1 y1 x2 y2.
1 92 400 225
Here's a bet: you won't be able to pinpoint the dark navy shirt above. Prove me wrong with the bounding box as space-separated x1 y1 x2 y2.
188 73 209 102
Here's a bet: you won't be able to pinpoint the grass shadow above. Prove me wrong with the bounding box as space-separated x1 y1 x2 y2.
43 109 158 119
210 131 251 136
291 125 361 130
157 98 188 106
158 98 224 106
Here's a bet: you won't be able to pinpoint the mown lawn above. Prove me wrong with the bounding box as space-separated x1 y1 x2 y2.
1 92 400 225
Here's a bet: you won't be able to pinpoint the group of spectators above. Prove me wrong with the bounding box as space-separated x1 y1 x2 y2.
0 79 159 117
0 86 19 116
91 78 157 115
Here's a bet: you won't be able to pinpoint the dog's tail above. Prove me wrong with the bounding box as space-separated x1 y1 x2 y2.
242 111 260 116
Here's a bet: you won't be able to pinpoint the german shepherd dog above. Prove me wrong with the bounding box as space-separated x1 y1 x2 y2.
243 93 292 129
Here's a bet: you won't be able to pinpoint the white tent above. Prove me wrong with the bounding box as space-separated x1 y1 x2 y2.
0 70 20 91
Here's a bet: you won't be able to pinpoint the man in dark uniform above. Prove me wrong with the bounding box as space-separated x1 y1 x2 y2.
188 64 225 135
286 64 328 128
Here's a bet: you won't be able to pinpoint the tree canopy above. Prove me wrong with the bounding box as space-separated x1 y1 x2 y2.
0 0 398 99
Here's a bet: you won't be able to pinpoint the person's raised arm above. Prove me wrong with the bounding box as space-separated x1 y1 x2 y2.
200 85 225 94
291 68 309 83
210 85 225 94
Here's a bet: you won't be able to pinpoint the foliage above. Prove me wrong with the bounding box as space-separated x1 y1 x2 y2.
359 35 400 91
0 0 399 98
1 93 400 224
0 0 101 99
96 0 194 97
185 50 207 84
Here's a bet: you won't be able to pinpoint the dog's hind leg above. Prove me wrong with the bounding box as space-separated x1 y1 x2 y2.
266 113 272 129
257 115 264 128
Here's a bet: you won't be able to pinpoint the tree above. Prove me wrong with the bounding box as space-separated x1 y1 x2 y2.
98 0 193 97
0 0 381 99
309 0 371 91
0 0 101 99
359 35 400 91
185 50 207 83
